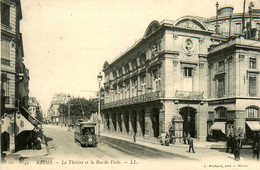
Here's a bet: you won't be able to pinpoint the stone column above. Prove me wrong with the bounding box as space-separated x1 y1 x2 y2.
235 110 246 137
136 111 142 137
196 103 208 141
159 108 165 135
128 111 133 136
144 107 153 139
109 112 114 133
121 112 126 134
116 112 120 133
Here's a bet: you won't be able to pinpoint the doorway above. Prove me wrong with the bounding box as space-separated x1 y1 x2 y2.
179 107 196 138
151 108 160 137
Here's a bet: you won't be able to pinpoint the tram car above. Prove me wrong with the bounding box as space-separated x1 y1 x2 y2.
74 122 98 147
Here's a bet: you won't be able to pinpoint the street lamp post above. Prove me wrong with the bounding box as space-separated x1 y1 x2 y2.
67 94 71 132
97 72 103 134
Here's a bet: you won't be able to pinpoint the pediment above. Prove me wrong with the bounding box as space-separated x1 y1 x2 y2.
175 17 208 31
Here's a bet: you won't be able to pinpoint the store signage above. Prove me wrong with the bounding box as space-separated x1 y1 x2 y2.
208 98 236 105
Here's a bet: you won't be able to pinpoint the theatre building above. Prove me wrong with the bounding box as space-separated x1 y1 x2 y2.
101 4 260 142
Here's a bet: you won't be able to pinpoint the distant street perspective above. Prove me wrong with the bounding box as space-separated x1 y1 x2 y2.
1 0 260 170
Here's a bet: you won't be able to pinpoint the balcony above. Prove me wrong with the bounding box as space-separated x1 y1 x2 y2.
102 90 165 109
175 90 204 100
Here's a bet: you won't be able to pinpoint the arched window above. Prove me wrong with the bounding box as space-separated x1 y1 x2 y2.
113 71 117 79
118 67 123 77
132 59 137 70
215 107 227 118
124 64 129 73
246 107 259 118
140 54 146 65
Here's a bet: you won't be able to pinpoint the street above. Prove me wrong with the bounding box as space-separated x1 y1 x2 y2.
43 125 191 160
3 124 260 170
43 125 134 160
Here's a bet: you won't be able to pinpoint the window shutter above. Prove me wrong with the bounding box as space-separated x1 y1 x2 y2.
249 76 257 96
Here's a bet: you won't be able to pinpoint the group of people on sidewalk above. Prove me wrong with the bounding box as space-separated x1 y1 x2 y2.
226 134 242 161
149 131 196 153
226 133 260 161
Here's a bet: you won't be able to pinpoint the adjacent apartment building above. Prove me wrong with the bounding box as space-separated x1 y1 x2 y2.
1 0 38 152
101 3 260 142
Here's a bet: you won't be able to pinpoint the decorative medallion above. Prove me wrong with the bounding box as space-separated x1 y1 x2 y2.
183 39 194 56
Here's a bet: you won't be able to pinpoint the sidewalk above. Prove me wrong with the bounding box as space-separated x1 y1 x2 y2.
3 143 49 164
101 132 226 149
100 132 251 162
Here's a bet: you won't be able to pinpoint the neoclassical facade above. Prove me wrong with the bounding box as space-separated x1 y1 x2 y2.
101 5 260 142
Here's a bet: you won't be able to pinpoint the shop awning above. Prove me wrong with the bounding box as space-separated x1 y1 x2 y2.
20 105 41 126
246 121 260 131
210 122 225 133
14 105 42 135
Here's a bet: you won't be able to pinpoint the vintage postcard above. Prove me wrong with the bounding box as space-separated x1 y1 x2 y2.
1 0 260 170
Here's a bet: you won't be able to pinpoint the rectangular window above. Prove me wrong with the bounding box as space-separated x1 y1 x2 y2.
184 68 192 77
218 78 225 98
249 58 256 69
3 81 10 104
141 76 146 94
1 39 10 59
1 3 10 26
218 61 225 73
249 76 257 96
132 79 137 97
235 23 241 34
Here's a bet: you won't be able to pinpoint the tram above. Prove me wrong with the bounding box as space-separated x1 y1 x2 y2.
74 122 98 147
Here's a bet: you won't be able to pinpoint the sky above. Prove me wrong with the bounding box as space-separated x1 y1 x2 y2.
20 0 260 114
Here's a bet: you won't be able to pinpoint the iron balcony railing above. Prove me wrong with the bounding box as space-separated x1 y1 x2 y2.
175 90 204 100
102 90 165 109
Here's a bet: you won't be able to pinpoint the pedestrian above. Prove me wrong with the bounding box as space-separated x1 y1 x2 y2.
36 136 42 150
32 130 38 150
166 132 169 139
161 132 166 145
237 134 242 150
253 141 259 160
230 136 236 153
234 143 240 161
43 134 50 156
187 133 191 145
183 132 187 144
133 132 136 142
165 132 169 146
226 134 232 153
188 138 195 153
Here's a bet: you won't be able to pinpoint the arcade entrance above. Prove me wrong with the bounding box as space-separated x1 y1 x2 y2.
179 107 197 138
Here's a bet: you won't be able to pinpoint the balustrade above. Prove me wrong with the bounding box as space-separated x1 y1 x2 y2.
102 90 165 109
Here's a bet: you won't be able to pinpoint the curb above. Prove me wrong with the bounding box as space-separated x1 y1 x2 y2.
100 133 226 149
100 134 195 160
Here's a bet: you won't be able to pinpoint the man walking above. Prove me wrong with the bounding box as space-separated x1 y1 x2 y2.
133 132 136 142
253 141 259 160
188 139 195 153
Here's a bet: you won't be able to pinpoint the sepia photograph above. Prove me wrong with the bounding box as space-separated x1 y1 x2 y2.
1 0 260 169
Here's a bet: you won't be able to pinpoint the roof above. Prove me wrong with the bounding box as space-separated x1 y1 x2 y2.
76 121 97 125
